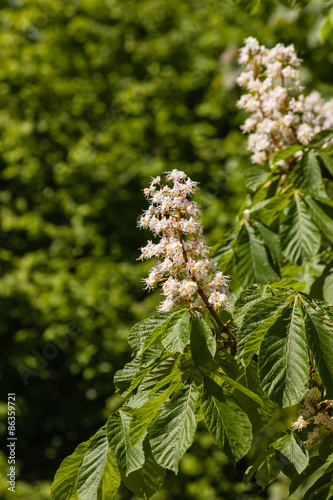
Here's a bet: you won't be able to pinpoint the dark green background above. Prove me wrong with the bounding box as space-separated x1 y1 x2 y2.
1 0 333 497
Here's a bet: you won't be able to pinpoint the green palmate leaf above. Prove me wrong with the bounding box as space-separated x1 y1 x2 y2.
254 221 282 265
129 380 182 447
326 454 333 473
161 309 190 353
219 373 263 406
114 346 165 396
200 377 252 464
149 380 199 473
321 10 333 44
249 192 292 226
231 362 276 433
318 150 333 175
215 351 275 432
259 296 309 407
269 278 306 292
243 448 274 483
274 433 309 480
270 144 303 165
190 314 216 365
319 435 333 462
128 311 179 356
51 439 93 500
233 222 280 287
138 356 179 393
96 452 122 500
302 302 333 399
280 191 320 265
289 456 325 495
255 454 281 489
302 194 333 243
323 270 333 303
148 366 185 396
77 427 120 500
214 350 240 381
244 164 270 192
212 226 238 271
309 129 333 146
244 449 274 483
127 348 172 395
303 471 333 500
114 355 143 395
107 410 145 476
292 150 323 194
237 295 290 366
120 449 166 500
233 283 274 326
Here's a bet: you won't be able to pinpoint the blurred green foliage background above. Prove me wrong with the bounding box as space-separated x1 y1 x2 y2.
1 0 333 498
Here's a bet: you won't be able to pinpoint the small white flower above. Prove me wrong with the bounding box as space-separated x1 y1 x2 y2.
292 415 307 431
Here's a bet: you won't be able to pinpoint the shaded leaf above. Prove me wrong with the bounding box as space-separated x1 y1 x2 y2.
255 454 280 489
318 150 333 175
275 433 309 480
270 144 303 165
254 221 282 265
319 436 333 462
120 449 166 500
212 227 238 271
201 377 252 464
309 129 333 146
230 361 276 434
244 449 274 483
237 295 289 366
190 314 216 365
219 373 263 406
303 471 333 500
289 456 325 495
302 301 333 399
302 194 333 243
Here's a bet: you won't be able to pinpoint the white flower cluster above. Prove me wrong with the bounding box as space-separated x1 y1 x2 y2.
291 375 333 446
237 37 333 165
138 170 230 313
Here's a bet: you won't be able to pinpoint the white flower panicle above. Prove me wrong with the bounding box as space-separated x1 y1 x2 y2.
237 37 333 165
291 374 333 446
138 170 230 313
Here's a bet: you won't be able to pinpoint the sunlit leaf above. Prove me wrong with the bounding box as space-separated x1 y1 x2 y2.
149 380 199 473
280 191 320 265
77 427 120 500
259 296 309 407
